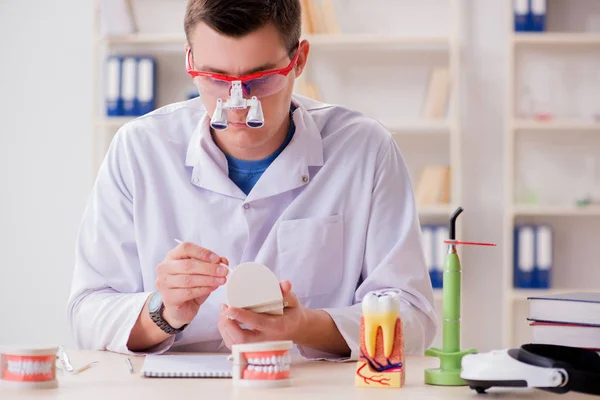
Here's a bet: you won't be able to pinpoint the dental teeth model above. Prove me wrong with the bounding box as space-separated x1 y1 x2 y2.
226 262 284 315
355 291 405 388
231 341 293 387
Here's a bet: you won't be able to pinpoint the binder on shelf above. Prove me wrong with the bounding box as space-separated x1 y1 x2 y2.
513 0 530 32
529 0 546 32
514 225 535 288
136 57 156 115
121 57 137 116
534 224 553 288
105 56 123 116
434 225 449 289
422 225 441 289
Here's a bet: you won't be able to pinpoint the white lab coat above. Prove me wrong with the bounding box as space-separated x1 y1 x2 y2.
67 94 437 360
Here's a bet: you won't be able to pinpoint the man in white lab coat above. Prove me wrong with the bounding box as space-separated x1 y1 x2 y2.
67 0 437 360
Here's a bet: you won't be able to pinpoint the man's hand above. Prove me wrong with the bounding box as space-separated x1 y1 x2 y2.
155 241 229 329
218 281 351 357
218 281 306 347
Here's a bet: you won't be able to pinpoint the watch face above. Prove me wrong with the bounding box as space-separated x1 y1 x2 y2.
148 292 163 313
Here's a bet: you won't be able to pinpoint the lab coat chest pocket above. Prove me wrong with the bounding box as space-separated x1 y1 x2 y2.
277 214 344 298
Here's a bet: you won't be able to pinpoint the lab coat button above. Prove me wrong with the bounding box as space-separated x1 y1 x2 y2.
192 177 199 184
243 203 250 210
301 175 309 184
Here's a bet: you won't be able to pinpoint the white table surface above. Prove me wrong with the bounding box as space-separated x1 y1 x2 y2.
0 350 595 399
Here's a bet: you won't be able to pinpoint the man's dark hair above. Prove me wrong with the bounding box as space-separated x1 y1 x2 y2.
184 0 301 58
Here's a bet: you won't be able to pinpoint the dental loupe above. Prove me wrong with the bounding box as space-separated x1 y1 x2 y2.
210 81 264 130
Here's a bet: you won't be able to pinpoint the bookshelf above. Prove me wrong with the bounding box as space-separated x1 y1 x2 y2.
503 0 600 348
92 0 465 349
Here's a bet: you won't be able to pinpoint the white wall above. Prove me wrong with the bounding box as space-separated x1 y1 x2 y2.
460 0 507 351
0 0 508 351
0 0 93 347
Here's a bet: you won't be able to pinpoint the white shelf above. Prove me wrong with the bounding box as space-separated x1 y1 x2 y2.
513 32 600 46
99 33 450 49
304 34 449 49
514 119 600 131
513 205 600 216
418 204 454 217
99 33 185 45
511 288 600 301
97 117 135 129
386 121 450 135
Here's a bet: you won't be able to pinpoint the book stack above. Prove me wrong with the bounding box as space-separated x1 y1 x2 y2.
300 0 340 35
415 165 451 207
527 292 600 350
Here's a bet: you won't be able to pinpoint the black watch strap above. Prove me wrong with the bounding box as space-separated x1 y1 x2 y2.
149 296 188 335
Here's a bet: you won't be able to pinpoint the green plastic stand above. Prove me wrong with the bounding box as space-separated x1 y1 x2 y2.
424 207 478 386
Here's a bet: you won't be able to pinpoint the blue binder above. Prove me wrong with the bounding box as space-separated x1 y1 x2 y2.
105 56 123 116
534 225 553 288
121 57 137 116
421 225 439 288
135 57 156 115
514 0 530 32
514 225 535 288
529 0 546 32
433 225 448 289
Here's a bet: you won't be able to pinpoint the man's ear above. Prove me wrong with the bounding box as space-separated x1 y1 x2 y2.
294 39 310 77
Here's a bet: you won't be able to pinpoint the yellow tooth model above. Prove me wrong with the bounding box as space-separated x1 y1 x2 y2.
355 292 405 388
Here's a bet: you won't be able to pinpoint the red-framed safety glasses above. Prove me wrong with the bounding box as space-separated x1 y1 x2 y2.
186 43 300 99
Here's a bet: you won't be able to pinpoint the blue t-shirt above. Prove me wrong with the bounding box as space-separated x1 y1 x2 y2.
223 107 296 195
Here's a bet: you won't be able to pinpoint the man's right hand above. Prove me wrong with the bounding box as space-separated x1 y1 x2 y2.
155 242 230 329
127 242 228 352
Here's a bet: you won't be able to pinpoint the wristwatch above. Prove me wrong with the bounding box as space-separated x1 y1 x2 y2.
148 292 188 335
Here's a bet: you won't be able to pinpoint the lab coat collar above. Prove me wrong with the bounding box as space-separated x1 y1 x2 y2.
185 95 324 201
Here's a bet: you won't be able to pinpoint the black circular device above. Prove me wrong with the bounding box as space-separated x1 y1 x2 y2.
467 344 600 396
516 344 600 396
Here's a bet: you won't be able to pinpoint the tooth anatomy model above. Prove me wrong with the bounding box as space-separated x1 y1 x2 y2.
231 341 293 388
355 292 405 388
226 262 284 315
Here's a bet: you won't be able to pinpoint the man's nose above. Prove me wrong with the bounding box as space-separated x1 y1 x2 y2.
228 108 247 119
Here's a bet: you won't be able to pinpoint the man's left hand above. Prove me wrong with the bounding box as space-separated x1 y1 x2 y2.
217 280 308 348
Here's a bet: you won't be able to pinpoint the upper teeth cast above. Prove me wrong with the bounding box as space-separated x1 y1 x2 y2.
247 355 290 366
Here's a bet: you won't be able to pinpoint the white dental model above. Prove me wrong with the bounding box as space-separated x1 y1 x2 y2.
226 262 284 315
355 291 405 388
210 81 264 130
231 341 293 388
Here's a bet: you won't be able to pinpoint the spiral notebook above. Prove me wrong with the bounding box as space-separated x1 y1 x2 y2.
140 354 232 378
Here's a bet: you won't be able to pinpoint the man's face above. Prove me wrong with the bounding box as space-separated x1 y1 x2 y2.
187 22 309 157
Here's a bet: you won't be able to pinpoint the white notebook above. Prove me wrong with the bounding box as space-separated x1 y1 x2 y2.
141 354 232 378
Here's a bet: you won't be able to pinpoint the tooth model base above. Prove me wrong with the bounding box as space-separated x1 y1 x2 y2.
355 316 405 388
